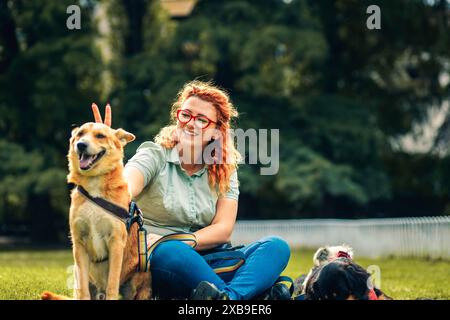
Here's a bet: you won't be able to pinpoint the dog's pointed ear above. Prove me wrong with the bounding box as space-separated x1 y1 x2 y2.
71 126 80 138
115 128 135 146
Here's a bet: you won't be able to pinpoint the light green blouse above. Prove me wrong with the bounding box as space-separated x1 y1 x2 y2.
124 142 239 236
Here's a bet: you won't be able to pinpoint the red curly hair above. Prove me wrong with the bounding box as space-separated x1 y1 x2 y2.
155 81 240 195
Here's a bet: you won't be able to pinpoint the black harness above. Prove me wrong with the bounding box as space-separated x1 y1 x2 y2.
76 185 151 270
77 185 136 227
75 185 197 272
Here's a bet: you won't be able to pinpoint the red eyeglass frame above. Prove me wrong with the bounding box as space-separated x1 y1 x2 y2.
176 109 217 129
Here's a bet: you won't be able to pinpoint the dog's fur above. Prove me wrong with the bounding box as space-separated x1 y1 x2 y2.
294 245 392 300
42 122 151 300
301 244 354 290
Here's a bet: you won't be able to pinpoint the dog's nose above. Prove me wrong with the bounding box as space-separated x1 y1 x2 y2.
76 141 88 152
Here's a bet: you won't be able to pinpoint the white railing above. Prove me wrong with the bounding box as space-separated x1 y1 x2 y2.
231 216 450 259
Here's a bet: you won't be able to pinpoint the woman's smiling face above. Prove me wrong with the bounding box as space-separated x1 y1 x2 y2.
177 96 218 150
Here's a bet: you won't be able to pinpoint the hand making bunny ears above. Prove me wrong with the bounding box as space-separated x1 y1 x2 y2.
91 103 112 127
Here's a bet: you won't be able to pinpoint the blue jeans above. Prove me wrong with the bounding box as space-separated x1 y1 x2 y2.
150 235 291 300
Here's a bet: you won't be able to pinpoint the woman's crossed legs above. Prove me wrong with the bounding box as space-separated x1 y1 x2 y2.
150 236 291 300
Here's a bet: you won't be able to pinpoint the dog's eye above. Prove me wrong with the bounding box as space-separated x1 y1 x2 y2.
77 131 85 137
96 134 106 139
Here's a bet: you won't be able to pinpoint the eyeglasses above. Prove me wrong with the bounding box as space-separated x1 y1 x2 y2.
176 109 217 129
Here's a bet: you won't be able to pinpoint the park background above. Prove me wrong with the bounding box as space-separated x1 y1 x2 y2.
0 0 449 299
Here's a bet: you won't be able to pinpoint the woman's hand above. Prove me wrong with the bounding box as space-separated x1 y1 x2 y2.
91 103 145 198
92 103 112 126
147 233 163 248
146 233 197 249
193 198 238 251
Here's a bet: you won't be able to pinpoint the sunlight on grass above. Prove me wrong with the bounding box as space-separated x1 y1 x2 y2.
0 249 449 300
0 250 73 300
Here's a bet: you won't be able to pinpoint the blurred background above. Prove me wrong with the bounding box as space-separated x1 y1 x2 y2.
1 0 450 246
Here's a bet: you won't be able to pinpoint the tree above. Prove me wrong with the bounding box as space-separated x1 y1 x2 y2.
0 0 102 242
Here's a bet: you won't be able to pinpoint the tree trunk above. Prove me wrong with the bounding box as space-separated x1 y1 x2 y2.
121 0 149 56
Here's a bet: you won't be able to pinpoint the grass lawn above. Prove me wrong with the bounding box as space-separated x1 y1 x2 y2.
0 248 449 300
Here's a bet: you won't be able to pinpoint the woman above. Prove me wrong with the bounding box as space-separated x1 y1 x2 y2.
96 81 291 300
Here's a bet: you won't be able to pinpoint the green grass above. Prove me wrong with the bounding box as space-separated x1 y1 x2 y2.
0 250 73 300
0 249 449 300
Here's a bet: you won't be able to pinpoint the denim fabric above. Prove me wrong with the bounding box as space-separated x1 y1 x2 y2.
150 235 291 300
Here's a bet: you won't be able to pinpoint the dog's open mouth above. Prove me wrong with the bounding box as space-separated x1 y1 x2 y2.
78 150 106 170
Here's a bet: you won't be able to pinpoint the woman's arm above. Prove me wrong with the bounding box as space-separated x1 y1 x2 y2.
124 166 164 246
193 198 238 251
124 166 145 198
91 104 146 199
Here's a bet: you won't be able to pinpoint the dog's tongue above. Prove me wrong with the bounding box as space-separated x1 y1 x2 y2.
80 153 95 169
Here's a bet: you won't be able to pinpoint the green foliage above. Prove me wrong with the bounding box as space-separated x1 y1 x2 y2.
1 0 450 242
309 0 450 135
0 140 42 222
276 146 368 212
0 0 101 242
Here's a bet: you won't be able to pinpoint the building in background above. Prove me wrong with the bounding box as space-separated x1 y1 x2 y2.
161 0 197 18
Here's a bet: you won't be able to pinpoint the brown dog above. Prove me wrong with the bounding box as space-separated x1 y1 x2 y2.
42 118 151 300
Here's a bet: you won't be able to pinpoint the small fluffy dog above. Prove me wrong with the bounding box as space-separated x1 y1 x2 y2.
42 112 151 300
294 245 392 300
